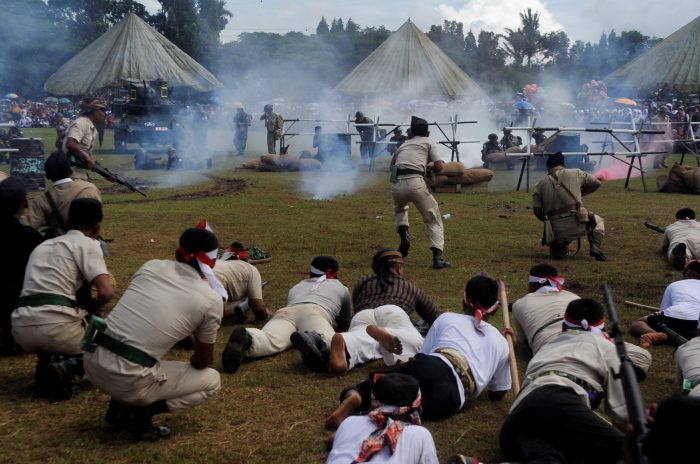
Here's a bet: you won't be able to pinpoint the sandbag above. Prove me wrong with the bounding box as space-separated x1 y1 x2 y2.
240 159 261 170
680 166 700 194
660 164 698 194
260 154 280 165
443 168 494 185
504 146 523 153
484 152 508 164
440 161 467 177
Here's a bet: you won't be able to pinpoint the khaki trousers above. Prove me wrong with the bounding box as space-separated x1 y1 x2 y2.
246 304 335 358
550 213 605 242
392 176 444 250
266 132 277 154
342 305 424 370
12 320 84 355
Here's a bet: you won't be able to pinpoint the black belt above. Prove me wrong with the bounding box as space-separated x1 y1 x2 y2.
532 370 603 409
396 168 424 177
531 317 564 342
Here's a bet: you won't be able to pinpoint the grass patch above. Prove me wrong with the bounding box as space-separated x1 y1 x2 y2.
0 128 690 462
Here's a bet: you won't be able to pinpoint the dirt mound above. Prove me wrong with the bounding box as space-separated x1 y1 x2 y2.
103 174 247 202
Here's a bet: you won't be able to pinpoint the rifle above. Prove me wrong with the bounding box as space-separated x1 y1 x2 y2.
71 157 147 197
656 321 689 345
601 283 648 464
644 222 665 234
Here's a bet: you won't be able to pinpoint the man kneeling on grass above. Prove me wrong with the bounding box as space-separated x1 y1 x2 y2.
84 227 225 441
326 274 511 428
221 256 352 374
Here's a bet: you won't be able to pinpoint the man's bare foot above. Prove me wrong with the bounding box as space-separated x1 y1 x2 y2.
325 390 361 430
367 325 402 354
329 333 348 375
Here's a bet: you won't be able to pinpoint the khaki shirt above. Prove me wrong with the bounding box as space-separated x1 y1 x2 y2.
23 179 101 236
512 330 628 425
676 337 700 397
664 219 700 259
13 230 108 326
287 278 352 324
393 136 442 175
85 260 223 388
62 116 96 180
533 165 600 215
213 260 263 301
512 288 580 354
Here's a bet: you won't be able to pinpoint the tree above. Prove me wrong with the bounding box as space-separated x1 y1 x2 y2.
345 18 360 36
330 18 344 34
316 17 329 36
196 0 232 66
519 8 544 67
501 27 525 66
541 30 569 64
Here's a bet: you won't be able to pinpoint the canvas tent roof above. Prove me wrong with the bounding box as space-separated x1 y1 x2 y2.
606 16 700 93
44 13 222 95
333 20 487 100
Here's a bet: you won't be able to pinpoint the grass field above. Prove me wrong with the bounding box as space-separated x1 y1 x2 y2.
0 128 691 463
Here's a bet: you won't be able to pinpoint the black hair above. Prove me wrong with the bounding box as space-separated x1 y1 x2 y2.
565 298 604 323
530 263 558 278
0 176 27 217
67 198 103 229
177 228 219 270
465 275 498 308
44 151 72 182
309 255 339 277
546 152 565 168
675 208 695 220
642 395 700 463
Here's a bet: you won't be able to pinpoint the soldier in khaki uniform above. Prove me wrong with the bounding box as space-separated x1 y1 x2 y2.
663 208 700 270
532 152 606 261
12 198 113 399
676 335 700 397
213 255 270 322
500 298 627 464
513 264 651 376
391 116 450 269
260 104 283 154
62 98 107 180
84 227 224 440
221 256 352 374
23 151 101 237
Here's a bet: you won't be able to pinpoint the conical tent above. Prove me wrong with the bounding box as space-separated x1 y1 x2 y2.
606 16 700 93
334 20 487 100
44 13 222 95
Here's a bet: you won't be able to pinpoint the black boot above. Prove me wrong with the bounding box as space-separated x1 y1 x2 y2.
397 225 410 257
35 356 75 400
221 327 251 374
290 331 328 372
588 231 607 261
431 247 451 269
671 243 687 270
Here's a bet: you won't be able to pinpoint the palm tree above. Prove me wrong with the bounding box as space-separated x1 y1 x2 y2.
519 8 544 67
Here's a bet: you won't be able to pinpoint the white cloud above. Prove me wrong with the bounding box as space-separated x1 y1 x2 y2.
437 0 565 36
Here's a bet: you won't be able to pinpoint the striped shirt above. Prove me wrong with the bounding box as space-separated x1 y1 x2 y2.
352 275 441 325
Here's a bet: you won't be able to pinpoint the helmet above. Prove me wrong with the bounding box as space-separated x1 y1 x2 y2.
264 104 273 111
355 111 363 118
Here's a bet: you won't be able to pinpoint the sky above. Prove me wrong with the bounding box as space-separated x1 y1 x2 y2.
140 0 699 44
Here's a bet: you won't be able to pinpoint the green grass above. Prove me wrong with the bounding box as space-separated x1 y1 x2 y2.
0 128 690 463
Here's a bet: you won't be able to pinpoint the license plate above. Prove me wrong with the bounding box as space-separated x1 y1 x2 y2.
155 127 169 131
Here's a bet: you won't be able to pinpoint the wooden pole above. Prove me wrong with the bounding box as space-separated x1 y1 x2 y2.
499 278 520 396
623 300 660 312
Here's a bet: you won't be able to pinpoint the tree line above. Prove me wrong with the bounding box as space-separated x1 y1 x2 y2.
1 1 662 99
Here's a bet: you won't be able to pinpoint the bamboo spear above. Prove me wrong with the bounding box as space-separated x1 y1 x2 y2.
623 301 660 312
499 278 520 396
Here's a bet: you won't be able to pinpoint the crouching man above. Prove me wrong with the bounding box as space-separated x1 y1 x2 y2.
84 227 225 440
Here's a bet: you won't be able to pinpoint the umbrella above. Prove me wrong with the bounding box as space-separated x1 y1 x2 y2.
44 96 59 103
4 93 19 99
58 98 71 104
514 100 535 110
614 98 637 106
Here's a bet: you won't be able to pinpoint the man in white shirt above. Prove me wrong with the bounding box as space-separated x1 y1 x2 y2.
326 274 511 428
500 298 628 464
327 373 438 464
663 208 700 270
631 259 700 347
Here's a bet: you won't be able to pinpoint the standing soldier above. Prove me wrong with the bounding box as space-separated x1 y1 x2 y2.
354 111 375 165
260 104 283 154
532 152 606 261
391 116 450 269
62 98 107 180
232 106 251 156
652 105 671 168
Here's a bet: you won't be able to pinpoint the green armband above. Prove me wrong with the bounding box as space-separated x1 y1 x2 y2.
683 379 693 394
